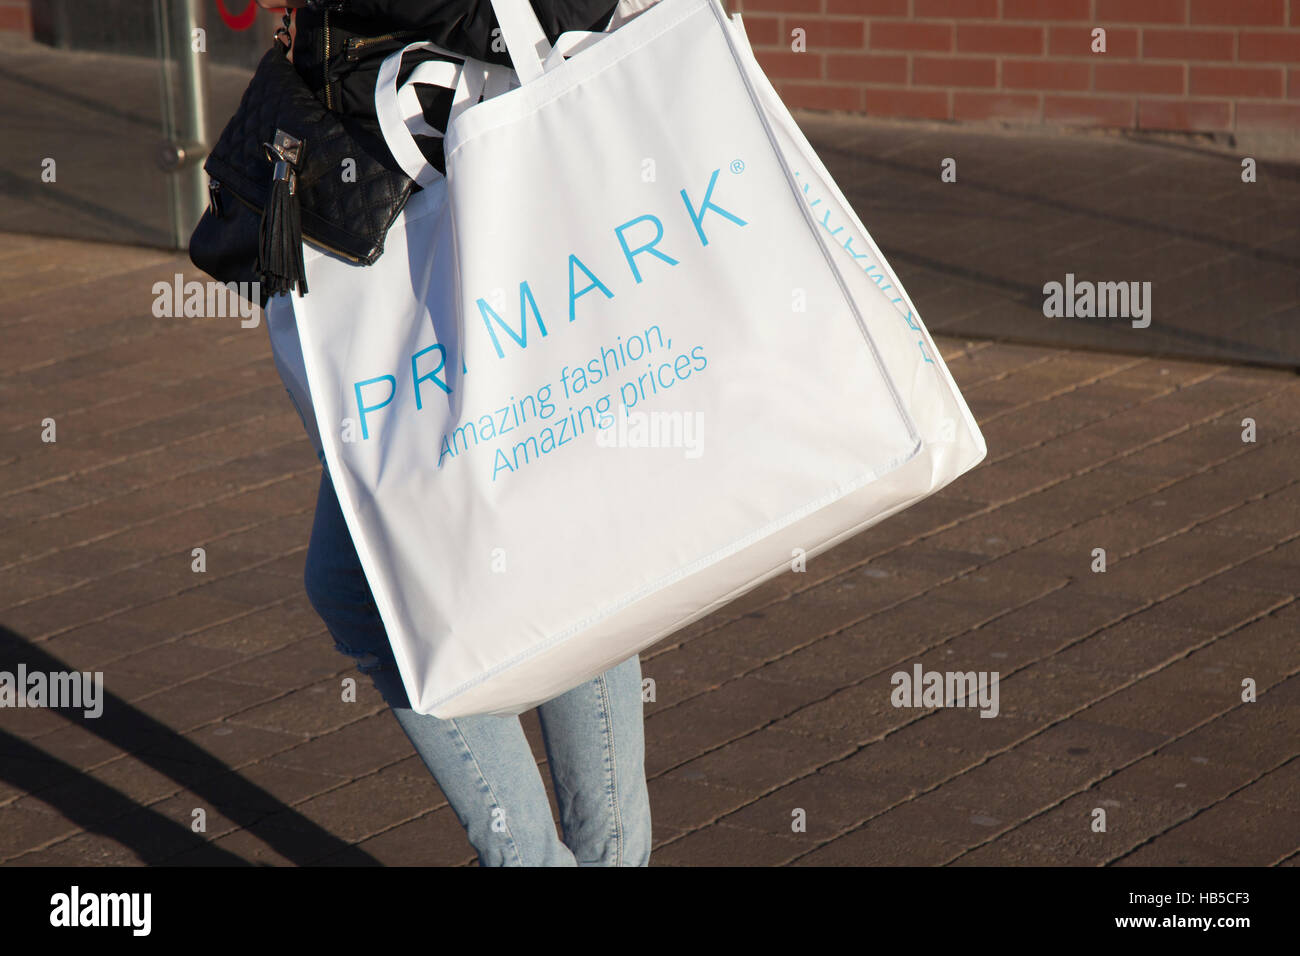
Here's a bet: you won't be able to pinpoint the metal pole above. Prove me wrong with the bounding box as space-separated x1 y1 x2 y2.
175 0 211 244
152 0 182 247
155 0 211 247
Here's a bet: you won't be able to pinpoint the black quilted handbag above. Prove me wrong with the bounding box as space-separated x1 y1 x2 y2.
189 41 414 304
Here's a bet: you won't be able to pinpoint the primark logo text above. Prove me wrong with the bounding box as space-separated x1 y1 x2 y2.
50 886 151 936
0 665 103 718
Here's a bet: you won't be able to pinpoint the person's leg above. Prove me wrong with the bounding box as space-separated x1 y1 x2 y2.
303 468 574 866
374 672 577 867
536 654 652 866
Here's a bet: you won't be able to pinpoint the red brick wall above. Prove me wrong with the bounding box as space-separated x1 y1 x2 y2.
0 0 31 36
3 1 1298 131
743 0 1300 132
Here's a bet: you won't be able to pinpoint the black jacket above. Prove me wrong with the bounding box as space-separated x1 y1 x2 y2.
293 1 620 121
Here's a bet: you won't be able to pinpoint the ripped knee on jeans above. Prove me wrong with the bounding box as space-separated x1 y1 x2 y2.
330 637 411 708
332 639 388 676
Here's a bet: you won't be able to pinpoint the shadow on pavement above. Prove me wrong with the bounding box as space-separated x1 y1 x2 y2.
0 624 380 866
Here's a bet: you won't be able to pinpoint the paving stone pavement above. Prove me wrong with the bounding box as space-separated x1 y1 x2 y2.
0 232 1297 867
818 116 1300 368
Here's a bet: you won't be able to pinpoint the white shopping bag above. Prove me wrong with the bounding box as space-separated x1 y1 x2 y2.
275 0 986 718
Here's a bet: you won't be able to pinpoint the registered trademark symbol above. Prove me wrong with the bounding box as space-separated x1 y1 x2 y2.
730 159 745 174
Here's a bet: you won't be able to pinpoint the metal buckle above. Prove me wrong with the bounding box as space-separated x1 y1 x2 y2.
264 129 303 167
263 130 303 196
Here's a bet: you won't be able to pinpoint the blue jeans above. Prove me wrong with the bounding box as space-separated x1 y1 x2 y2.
303 469 652 866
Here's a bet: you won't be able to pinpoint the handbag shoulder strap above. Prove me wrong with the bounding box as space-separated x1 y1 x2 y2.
375 42 514 186
488 0 550 83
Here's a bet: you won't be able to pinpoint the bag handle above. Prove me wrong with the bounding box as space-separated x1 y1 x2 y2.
488 0 551 83
375 41 513 186
540 29 609 71
501 0 645 77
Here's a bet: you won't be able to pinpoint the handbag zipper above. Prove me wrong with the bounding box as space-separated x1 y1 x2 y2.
322 8 334 110
345 30 425 60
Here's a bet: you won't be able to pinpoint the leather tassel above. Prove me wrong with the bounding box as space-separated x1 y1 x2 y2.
256 132 308 296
